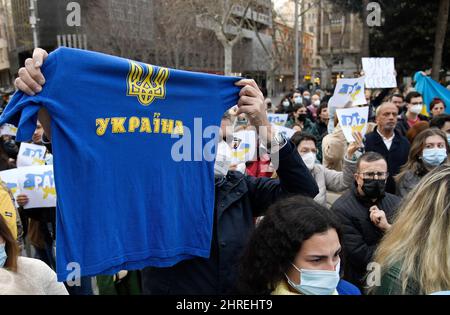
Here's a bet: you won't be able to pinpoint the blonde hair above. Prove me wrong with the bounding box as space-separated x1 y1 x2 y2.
373 164 450 294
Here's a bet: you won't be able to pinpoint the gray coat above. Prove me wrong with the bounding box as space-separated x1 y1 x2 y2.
396 170 422 198
311 158 356 206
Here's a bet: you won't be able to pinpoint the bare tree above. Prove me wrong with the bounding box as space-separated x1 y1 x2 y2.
193 0 253 75
432 0 449 81
248 0 320 96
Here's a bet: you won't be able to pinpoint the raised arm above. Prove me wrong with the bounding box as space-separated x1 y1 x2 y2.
14 48 51 141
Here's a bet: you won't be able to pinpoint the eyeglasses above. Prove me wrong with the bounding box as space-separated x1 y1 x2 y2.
358 172 389 180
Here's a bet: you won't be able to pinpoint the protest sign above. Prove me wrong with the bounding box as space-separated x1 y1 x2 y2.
273 124 296 140
336 106 369 143
17 143 47 167
0 124 17 137
0 168 20 207
16 165 56 209
231 130 257 164
328 77 367 108
362 58 397 88
268 114 289 126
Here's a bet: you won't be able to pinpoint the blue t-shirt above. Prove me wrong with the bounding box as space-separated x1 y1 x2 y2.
0 47 240 281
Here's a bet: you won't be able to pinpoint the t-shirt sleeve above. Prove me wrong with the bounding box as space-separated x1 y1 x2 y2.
0 50 58 142
0 92 42 142
218 76 241 112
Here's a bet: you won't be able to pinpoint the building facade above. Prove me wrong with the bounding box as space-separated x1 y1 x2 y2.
0 0 275 92
302 0 364 89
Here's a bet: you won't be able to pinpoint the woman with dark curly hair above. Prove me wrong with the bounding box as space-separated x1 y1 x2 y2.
236 196 360 295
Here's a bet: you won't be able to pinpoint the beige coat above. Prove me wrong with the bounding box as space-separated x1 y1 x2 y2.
311 158 357 207
322 123 376 171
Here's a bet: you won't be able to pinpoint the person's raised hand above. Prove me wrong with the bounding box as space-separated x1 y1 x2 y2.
14 48 48 96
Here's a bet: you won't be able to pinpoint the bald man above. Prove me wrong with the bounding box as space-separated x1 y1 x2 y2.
364 102 410 194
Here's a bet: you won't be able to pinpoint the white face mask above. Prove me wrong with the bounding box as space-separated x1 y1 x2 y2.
313 100 321 107
214 141 232 176
283 101 290 108
286 261 341 295
410 105 423 114
301 152 316 170
294 97 303 105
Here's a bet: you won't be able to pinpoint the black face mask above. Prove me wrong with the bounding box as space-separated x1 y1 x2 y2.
298 114 307 122
362 179 386 200
2 139 19 159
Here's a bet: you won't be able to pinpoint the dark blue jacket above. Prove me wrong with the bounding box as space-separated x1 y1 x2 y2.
364 128 410 194
141 141 319 295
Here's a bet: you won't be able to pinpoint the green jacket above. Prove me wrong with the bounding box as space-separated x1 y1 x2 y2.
371 263 422 295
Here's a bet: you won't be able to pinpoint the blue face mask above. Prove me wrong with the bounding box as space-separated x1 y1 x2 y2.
422 148 447 167
0 243 7 268
286 261 341 295
447 134 450 146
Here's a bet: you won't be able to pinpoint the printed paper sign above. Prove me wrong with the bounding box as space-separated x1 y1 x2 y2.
362 58 397 88
336 106 369 143
268 114 289 127
0 124 17 137
16 165 56 209
0 168 20 208
328 77 367 108
273 124 296 140
17 143 47 167
231 130 257 164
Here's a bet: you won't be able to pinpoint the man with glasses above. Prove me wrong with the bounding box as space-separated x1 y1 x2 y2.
396 91 430 137
332 152 401 291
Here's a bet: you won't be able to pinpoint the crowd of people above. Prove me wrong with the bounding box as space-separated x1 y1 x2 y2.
0 48 449 295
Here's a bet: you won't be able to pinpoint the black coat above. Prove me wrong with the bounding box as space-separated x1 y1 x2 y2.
141 141 319 295
395 112 430 137
364 128 410 194
332 185 401 289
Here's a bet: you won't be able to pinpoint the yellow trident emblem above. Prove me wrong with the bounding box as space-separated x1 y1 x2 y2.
127 61 169 106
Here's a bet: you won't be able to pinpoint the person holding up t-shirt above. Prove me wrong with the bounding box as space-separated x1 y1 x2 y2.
14 48 319 295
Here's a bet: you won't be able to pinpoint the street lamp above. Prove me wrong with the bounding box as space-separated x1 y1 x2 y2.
294 0 299 90
29 0 39 49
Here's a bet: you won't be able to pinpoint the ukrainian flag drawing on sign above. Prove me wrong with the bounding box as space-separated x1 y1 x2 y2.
17 166 57 209
231 130 257 164
329 76 367 109
336 106 369 143
127 61 169 106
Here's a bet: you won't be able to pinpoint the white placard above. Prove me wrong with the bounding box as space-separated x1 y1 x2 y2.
231 130 257 164
16 165 56 209
362 58 397 88
17 143 47 167
0 124 18 137
336 106 369 143
328 77 367 108
273 124 296 140
268 114 289 126
0 168 20 208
